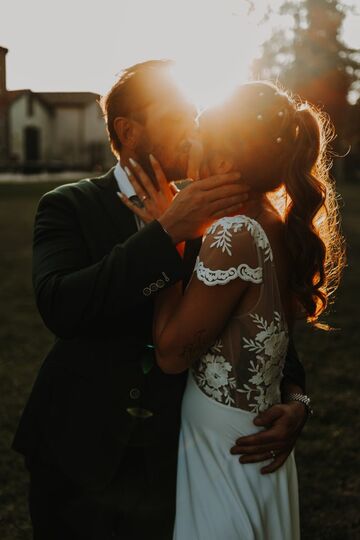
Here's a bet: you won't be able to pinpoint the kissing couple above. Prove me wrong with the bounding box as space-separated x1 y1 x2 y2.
13 60 344 539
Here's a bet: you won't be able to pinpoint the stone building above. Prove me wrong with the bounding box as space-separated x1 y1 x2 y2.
0 46 114 171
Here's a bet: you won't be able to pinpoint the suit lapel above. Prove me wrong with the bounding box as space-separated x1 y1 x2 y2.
90 168 138 241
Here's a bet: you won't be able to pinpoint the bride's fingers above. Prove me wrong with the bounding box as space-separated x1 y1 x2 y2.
116 192 152 223
129 158 158 198
149 154 171 195
124 166 149 202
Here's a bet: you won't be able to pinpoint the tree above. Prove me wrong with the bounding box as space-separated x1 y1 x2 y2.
253 0 360 139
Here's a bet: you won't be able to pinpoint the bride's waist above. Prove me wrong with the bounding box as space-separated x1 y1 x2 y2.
181 371 266 439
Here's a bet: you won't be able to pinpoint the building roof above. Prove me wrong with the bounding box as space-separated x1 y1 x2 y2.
4 89 100 110
6 89 32 104
37 92 99 107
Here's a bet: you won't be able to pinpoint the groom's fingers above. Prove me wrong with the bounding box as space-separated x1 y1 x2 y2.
205 184 249 204
208 193 248 215
198 172 242 189
212 203 245 220
230 442 285 456
238 452 277 465
233 427 285 448
260 452 290 475
234 448 291 473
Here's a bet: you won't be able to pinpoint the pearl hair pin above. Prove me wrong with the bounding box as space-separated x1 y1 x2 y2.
257 114 263 120
278 111 284 117
259 92 265 96
276 137 282 143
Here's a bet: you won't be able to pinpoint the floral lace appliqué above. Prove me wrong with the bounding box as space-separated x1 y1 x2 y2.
195 258 263 286
193 340 237 406
237 312 288 413
205 216 273 262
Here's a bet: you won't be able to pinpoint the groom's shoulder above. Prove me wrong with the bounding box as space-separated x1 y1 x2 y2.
39 168 115 206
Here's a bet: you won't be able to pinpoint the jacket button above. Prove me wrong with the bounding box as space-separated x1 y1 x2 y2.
130 388 141 400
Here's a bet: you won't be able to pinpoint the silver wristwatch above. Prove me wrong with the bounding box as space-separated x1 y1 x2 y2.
284 392 314 416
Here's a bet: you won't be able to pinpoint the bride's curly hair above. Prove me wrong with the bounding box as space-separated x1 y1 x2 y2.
200 81 346 325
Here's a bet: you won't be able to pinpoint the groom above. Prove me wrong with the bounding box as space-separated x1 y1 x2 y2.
12 60 308 540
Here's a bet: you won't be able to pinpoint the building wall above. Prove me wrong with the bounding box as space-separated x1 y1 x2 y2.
83 101 115 169
7 94 114 169
52 107 84 165
49 102 114 168
0 101 8 163
0 49 8 163
9 94 52 162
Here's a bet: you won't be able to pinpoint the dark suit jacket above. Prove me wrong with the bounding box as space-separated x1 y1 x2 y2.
12 168 306 491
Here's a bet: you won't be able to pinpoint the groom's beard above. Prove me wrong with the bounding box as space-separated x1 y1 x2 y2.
136 134 189 183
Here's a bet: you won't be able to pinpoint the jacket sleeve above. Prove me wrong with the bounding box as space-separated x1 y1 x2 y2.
33 189 184 339
282 337 306 393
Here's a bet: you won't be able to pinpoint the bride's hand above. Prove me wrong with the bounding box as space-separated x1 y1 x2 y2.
117 154 178 224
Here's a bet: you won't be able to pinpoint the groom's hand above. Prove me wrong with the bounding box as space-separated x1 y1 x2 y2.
230 401 307 474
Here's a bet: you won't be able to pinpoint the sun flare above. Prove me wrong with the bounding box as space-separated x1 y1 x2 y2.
124 0 279 111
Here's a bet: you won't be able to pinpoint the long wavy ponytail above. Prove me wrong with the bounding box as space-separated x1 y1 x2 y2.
283 104 345 324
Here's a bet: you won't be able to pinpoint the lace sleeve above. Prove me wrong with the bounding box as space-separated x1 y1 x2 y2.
194 216 272 287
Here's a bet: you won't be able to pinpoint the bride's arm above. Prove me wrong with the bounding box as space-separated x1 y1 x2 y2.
153 275 249 374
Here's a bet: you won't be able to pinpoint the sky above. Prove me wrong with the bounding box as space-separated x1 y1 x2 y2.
1 0 360 107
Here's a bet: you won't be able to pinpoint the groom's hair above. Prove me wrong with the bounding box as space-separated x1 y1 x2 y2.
100 59 175 157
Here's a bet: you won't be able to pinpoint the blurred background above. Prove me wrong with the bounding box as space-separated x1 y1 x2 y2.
0 0 359 538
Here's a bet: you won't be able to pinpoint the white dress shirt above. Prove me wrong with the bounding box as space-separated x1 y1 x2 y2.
113 161 144 230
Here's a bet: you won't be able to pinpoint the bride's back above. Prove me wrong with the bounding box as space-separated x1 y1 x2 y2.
192 212 290 414
240 206 292 326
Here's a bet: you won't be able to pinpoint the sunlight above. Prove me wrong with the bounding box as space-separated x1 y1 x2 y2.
112 0 283 111
171 56 250 111
3 0 285 98
167 2 268 109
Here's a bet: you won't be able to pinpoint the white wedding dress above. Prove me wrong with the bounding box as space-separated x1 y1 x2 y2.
173 215 300 540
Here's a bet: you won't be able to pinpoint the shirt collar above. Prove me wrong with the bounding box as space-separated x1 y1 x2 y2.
113 161 136 199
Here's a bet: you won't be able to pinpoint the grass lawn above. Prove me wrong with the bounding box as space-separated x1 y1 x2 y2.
0 179 359 539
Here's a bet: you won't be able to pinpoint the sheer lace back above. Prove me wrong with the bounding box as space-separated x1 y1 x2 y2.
192 215 289 414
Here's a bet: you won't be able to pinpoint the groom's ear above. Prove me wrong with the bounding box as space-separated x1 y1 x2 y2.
114 117 143 150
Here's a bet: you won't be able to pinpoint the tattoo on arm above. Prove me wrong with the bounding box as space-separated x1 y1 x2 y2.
179 329 207 366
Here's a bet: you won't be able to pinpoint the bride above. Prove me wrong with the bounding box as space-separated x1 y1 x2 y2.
120 81 344 539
